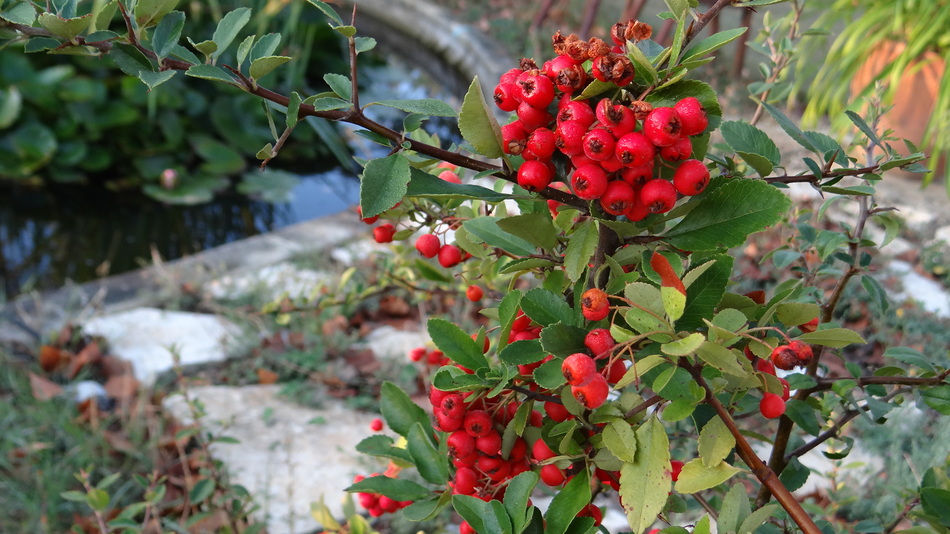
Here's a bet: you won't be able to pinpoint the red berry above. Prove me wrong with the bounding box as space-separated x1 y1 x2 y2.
605 359 627 384
493 82 521 112
447 430 477 457
789 340 814 364
499 67 521 85
502 121 528 155
526 127 557 160
779 377 791 401
440 393 466 419
615 132 656 167
415 233 440 258
518 73 556 109
373 223 396 243
639 179 677 213
756 357 777 375
369 418 383 431
475 430 503 456
517 160 554 192
543 54 578 79
596 100 636 137
581 288 610 321
562 353 598 386
532 438 556 461
557 100 596 127
463 410 493 438
584 328 616 359
409 346 426 362
572 374 610 409
435 409 463 432
438 244 462 268
599 180 636 216
670 460 684 482
674 96 708 136
672 159 710 196
624 199 650 222
540 464 566 486
477 455 511 482
438 169 462 184
770 345 799 371
356 205 379 224
582 128 617 162
517 101 553 131
379 495 400 513
555 120 588 156
571 164 609 200
452 466 479 495
643 107 683 147
760 392 786 419
799 317 819 333
460 521 477 534
544 400 572 422
466 285 484 302
620 163 654 189
580 503 603 526
659 136 693 162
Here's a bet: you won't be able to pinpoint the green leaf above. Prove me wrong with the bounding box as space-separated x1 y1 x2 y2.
504 471 539 534
286 91 302 129
720 121 780 177
760 101 815 152
137 70 175 90
465 216 537 256
664 0 689 19
675 458 742 493
458 76 503 158
249 56 291 80
310 497 342 530
189 479 215 504
539 323 589 358
521 288 576 327
408 423 449 484
603 420 637 462
920 488 950 526
354 435 413 464
679 255 733 330
305 0 343 25
355 36 377 53
61 490 87 503
626 41 658 85
775 302 820 328
795 328 865 348
497 213 558 251
661 286 686 322
406 167 513 201
498 339 546 365
564 218 599 283
373 99 456 117
698 416 735 467
1 2 37 25
533 358 566 390
621 417 670 532
576 79 616 100
784 399 821 436
211 7 251 61
151 10 184 60
306 96 352 111
111 43 153 77
360 153 410 218
737 504 781 533
250 33 281 62
545 469 591 534
323 73 352 101
428 317 490 371
662 333 704 356
922 386 950 415
134 0 177 29
883 347 936 372
403 492 452 522
379 382 430 438
347 476 430 501
682 28 747 61
185 64 237 85
664 178 792 251
695 341 747 377
845 110 881 146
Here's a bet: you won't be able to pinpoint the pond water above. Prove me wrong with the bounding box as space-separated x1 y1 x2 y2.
0 55 461 301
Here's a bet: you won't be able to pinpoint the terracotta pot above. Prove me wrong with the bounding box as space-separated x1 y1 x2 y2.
850 41 946 176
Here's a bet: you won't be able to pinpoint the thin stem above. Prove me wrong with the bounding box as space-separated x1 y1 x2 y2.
623 394 663 419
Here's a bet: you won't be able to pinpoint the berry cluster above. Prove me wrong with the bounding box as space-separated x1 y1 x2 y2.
353 473 413 518
495 21 712 220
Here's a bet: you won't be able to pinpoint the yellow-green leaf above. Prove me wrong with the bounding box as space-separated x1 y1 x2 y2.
674 458 743 494
37 13 93 40
661 285 686 322
620 417 670 532
249 55 291 80
661 332 704 357
458 76 503 158
698 416 735 467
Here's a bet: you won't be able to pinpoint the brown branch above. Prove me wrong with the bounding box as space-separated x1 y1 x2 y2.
686 364 822 534
686 0 736 45
510 384 562 404
623 394 663 419
812 369 950 391
763 164 884 185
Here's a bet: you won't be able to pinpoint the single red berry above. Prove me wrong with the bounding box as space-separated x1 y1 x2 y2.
526 127 557 160
544 400 572 422
516 101 553 131
508 437 529 461
557 100 596 127
460 521 477 534
415 233 440 258
571 164 609 200
493 82 521 112
452 466 479 495
596 100 636 137
540 464 566 486
499 67 521 85
518 73 556 109
572 374 610 409
670 460 684 482
789 340 814 364
554 63 589 93
477 455 511 482
579 503 603 526
582 128 617 162
643 106 683 147
511 311 532 332
409 346 426 362
798 317 819 333
438 169 462 184
543 54 578 79
674 96 709 136
517 160 554 192
532 438 556 461
620 162 654 189
672 159 710 196
429 384 449 407
555 120 588 156
624 199 651 222
779 377 791 401
356 205 379 224
463 410 493 438
599 180 636 216
373 223 396 243
639 179 677 213
466 285 484 302
770 344 800 371
562 353 598 386
434 409 463 432
369 418 383 431
581 287 611 321
475 430 503 456
502 121 528 155
615 132 656 167
447 429 477 457
378 496 400 513
440 393 466 420
438 244 463 268
756 357 777 375
584 328 616 359
605 359 627 384
659 136 693 162
760 392 786 419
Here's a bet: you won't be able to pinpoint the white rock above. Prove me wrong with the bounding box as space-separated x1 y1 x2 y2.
82 308 246 385
163 385 380 534
360 325 430 361
330 240 391 265
893 204 938 236
932 224 950 252
887 260 950 318
206 262 332 300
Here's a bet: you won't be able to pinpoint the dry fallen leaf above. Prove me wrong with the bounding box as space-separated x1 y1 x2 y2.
256 368 279 384
38 345 66 372
28 372 63 401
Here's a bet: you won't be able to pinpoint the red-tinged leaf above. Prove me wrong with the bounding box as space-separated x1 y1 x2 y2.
651 251 686 295
29 372 63 401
